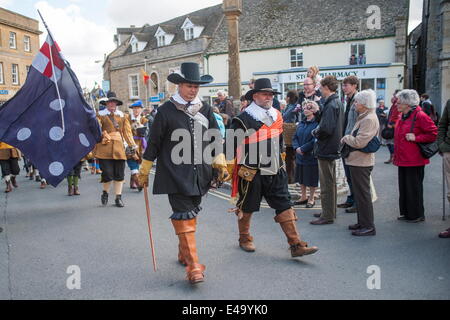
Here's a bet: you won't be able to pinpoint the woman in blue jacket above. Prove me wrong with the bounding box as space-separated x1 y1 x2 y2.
292 101 319 208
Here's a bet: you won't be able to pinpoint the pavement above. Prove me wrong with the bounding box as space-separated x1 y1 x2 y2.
0 147 449 300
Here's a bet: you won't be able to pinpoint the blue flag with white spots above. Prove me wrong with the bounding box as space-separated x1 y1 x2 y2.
0 35 102 187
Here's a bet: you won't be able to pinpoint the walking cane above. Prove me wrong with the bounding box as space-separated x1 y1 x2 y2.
144 185 157 272
443 161 447 221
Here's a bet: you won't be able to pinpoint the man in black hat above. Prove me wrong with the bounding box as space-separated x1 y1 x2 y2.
138 62 229 285
93 92 137 207
227 78 319 258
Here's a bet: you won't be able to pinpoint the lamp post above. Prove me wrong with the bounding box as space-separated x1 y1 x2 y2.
223 0 242 115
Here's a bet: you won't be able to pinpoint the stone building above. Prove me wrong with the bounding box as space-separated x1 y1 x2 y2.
418 0 450 111
103 5 223 109
203 0 410 106
104 0 410 109
0 8 41 105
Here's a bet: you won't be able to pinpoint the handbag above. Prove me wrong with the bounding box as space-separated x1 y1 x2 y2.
381 126 395 140
410 114 439 159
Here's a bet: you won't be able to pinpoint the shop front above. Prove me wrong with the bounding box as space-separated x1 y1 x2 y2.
254 63 405 106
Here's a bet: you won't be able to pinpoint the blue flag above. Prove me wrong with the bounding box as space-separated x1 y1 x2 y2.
0 35 102 187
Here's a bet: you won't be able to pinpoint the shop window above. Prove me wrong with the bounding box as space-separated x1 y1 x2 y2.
376 78 386 101
361 78 375 90
290 48 303 68
350 43 366 65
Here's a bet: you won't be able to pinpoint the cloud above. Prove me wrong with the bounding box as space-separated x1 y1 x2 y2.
35 1 116 88
106 0 222 27
0 0 13 7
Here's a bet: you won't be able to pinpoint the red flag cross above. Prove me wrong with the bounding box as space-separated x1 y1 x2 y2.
32 35 65 82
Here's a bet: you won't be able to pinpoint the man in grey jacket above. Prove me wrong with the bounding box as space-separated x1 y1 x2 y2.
310 76 345 225
338 76 359 213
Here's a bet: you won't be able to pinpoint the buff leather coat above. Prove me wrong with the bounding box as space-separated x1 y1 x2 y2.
0 142 21 160
93 109 136 160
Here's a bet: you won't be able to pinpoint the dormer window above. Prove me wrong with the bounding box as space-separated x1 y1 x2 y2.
129 35 147 53
157 35 166 47
155 27 174 47
181 18 204 41
185 28 194 41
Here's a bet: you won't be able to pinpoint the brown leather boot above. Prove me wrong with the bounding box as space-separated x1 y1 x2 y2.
171 218 205 284
238 212 256 252
275 209 319 257
11 176 18 188
73 186 80 196
68 185 74 196
4 181 12 193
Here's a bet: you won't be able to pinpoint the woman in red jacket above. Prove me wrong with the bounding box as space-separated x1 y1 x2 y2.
393 90 438 223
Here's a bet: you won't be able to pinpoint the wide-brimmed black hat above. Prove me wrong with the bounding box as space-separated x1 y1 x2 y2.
167 62 213 85
245 78 281 101
100 91 123 106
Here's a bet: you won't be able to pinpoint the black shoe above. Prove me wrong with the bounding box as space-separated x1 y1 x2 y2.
405 217 425 223
115 195 124 208
345 207 358 213
337 202 353 208
348 224 362 230
305 202 315 209
352 228 376 236
294 199 308 206
101 191 108 206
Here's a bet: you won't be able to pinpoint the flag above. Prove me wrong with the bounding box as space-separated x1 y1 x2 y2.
0 33 102 187
141 69 150 84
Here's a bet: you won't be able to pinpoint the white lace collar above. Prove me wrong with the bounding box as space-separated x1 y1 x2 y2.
172 92 202 106
99 109 124 117
245 102 279 123
130 112 142 121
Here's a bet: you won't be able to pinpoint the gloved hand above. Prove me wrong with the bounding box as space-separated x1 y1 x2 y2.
225 159 235 182
212 153 229 182
281 152 286 161
138 160 153 187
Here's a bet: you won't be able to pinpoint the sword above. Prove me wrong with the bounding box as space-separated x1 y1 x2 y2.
144 185 157 271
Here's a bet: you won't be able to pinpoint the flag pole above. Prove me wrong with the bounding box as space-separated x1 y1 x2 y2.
37 9 66 134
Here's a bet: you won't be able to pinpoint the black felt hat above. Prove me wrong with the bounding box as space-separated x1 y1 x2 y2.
100 91 123 106
245 78 281 101
167 62 213 85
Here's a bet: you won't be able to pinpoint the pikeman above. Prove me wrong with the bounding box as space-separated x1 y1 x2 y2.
228 78 319 258
138 62 228 284
94 92 137 208
0 142 21 193
127 100 148 191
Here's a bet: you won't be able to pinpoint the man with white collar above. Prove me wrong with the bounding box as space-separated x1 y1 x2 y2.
228 78 318 259
94 92 137 207
127 100 149 191
138 62 228 285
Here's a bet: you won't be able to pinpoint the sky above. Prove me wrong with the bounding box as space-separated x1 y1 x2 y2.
0 0 423 90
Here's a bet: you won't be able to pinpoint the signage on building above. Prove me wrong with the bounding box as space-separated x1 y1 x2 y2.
150 96 160 103
278 67 388 83
0 90 9 95
158 92 165 100
102 80 110 93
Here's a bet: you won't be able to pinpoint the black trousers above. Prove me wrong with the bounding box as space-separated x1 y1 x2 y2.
99 159 125 183
168 194 202 221
0 159 20 177
398 166 425 220
349 166 374 228
237 168 292 215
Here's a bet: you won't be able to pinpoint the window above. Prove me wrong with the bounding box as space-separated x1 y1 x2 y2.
350 43 366 65
157 35 165 47
290 48 303 68
11 64 19 85
26 65 30 74
132 42 138 53
376 78 386 101
0 63 4 84
9 32 16 49
361 78 375 91
129 74 139 98
185 28 194 40
24 35 31 52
